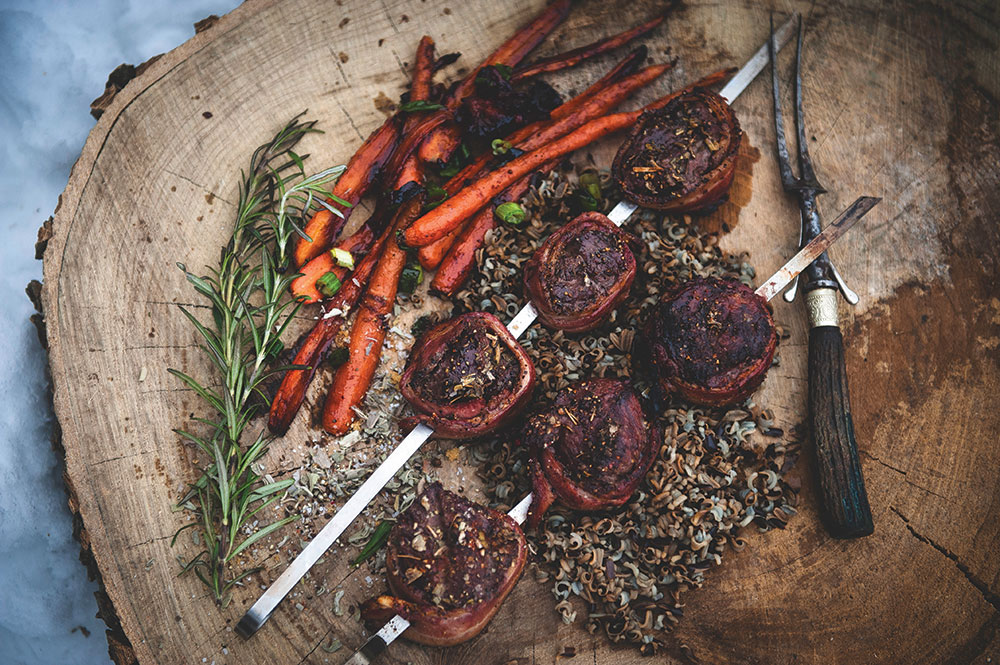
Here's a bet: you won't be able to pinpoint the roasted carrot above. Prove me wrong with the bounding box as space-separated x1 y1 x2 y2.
404 68 736 248
291 224 375 304
430 206 493 293
507 62 674 153
269 150 429 434
431 163 552 296
417 220 468 270
446 0 571 106
510 11 670 82
404 112 637 247
267 220 396 435
436 55 671 195
294 115 402 267
322 193 421 435
318 29 439 434
419 0 572 165
270 37 439 433
548 47 648 120
417 126 462 167
411 36 436 102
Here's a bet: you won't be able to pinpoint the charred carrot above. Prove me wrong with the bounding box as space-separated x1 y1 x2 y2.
511 11 669 82
404 67 736 248
291 225 375 304
419 0 572 165
267 219 396 434
404 112 637 247
431 163 551 296
417 220 468 270
436 54 670 192
269 37 438 434
417 126 462 167
509 62 674 153
411 36 436 103
447 0 571 106
548 47 649 120
322 194 422 435
294 115 402 267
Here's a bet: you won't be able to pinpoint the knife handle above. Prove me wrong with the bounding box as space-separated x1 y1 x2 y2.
806 290 874 538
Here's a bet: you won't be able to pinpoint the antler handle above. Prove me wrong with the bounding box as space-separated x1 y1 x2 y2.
806 289 874 538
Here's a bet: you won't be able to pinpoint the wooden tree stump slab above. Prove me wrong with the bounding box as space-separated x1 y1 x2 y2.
40 0 1000 663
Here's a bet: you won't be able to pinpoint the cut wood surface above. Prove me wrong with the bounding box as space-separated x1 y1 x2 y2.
39 0 999 664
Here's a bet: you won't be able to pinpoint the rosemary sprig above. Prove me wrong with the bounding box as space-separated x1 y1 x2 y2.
170 112 347 604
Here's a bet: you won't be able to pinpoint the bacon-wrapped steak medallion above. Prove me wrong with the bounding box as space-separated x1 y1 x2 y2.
361 482 528 646
523 212 637 332
612 88 741 214
639 277 777 407
400 312 536 438
526 379 658 527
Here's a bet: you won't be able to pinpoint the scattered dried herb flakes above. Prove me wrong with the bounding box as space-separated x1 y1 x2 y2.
464 167 799 654
274 368 431 569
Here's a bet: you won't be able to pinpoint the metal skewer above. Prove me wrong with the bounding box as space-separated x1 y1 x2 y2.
236 16 798 639
347 195 879 662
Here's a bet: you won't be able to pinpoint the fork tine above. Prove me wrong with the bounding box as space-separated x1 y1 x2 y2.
770 14 797 189
793 16 824 190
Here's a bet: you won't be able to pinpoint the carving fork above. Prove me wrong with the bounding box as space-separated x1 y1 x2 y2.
769 16 874 537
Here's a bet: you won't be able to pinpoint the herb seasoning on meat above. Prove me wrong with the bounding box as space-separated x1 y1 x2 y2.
613 88 741 213
524 379 657 526
361 482 528 646
638 276 777 407
400 312 536 438
524 212 637 332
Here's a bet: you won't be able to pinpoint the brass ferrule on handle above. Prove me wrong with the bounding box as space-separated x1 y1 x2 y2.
805 288 839 328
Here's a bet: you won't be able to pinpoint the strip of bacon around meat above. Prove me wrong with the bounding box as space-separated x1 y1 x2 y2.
638 276 778 407
525 378 659 528
399 312 536 439
612 88 741 214
361 482 528 646
523 211 637 333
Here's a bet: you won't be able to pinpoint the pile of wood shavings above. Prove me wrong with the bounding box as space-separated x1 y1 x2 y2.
460 164 800 654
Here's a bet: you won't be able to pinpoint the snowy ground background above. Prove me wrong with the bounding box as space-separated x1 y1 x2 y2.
0 1 240 662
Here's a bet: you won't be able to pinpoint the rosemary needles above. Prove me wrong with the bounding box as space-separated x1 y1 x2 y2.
169 112 346 604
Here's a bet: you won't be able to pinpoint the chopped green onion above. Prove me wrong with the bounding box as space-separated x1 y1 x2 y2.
422 183 448 212
494 64 513 80
352 520 395 567
330 248 354 270
579 171 602 201
398 100 445 112
495 201 526 226
399 263 424 294
316 272 342 297
492 138 512 156
327 347 349 367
